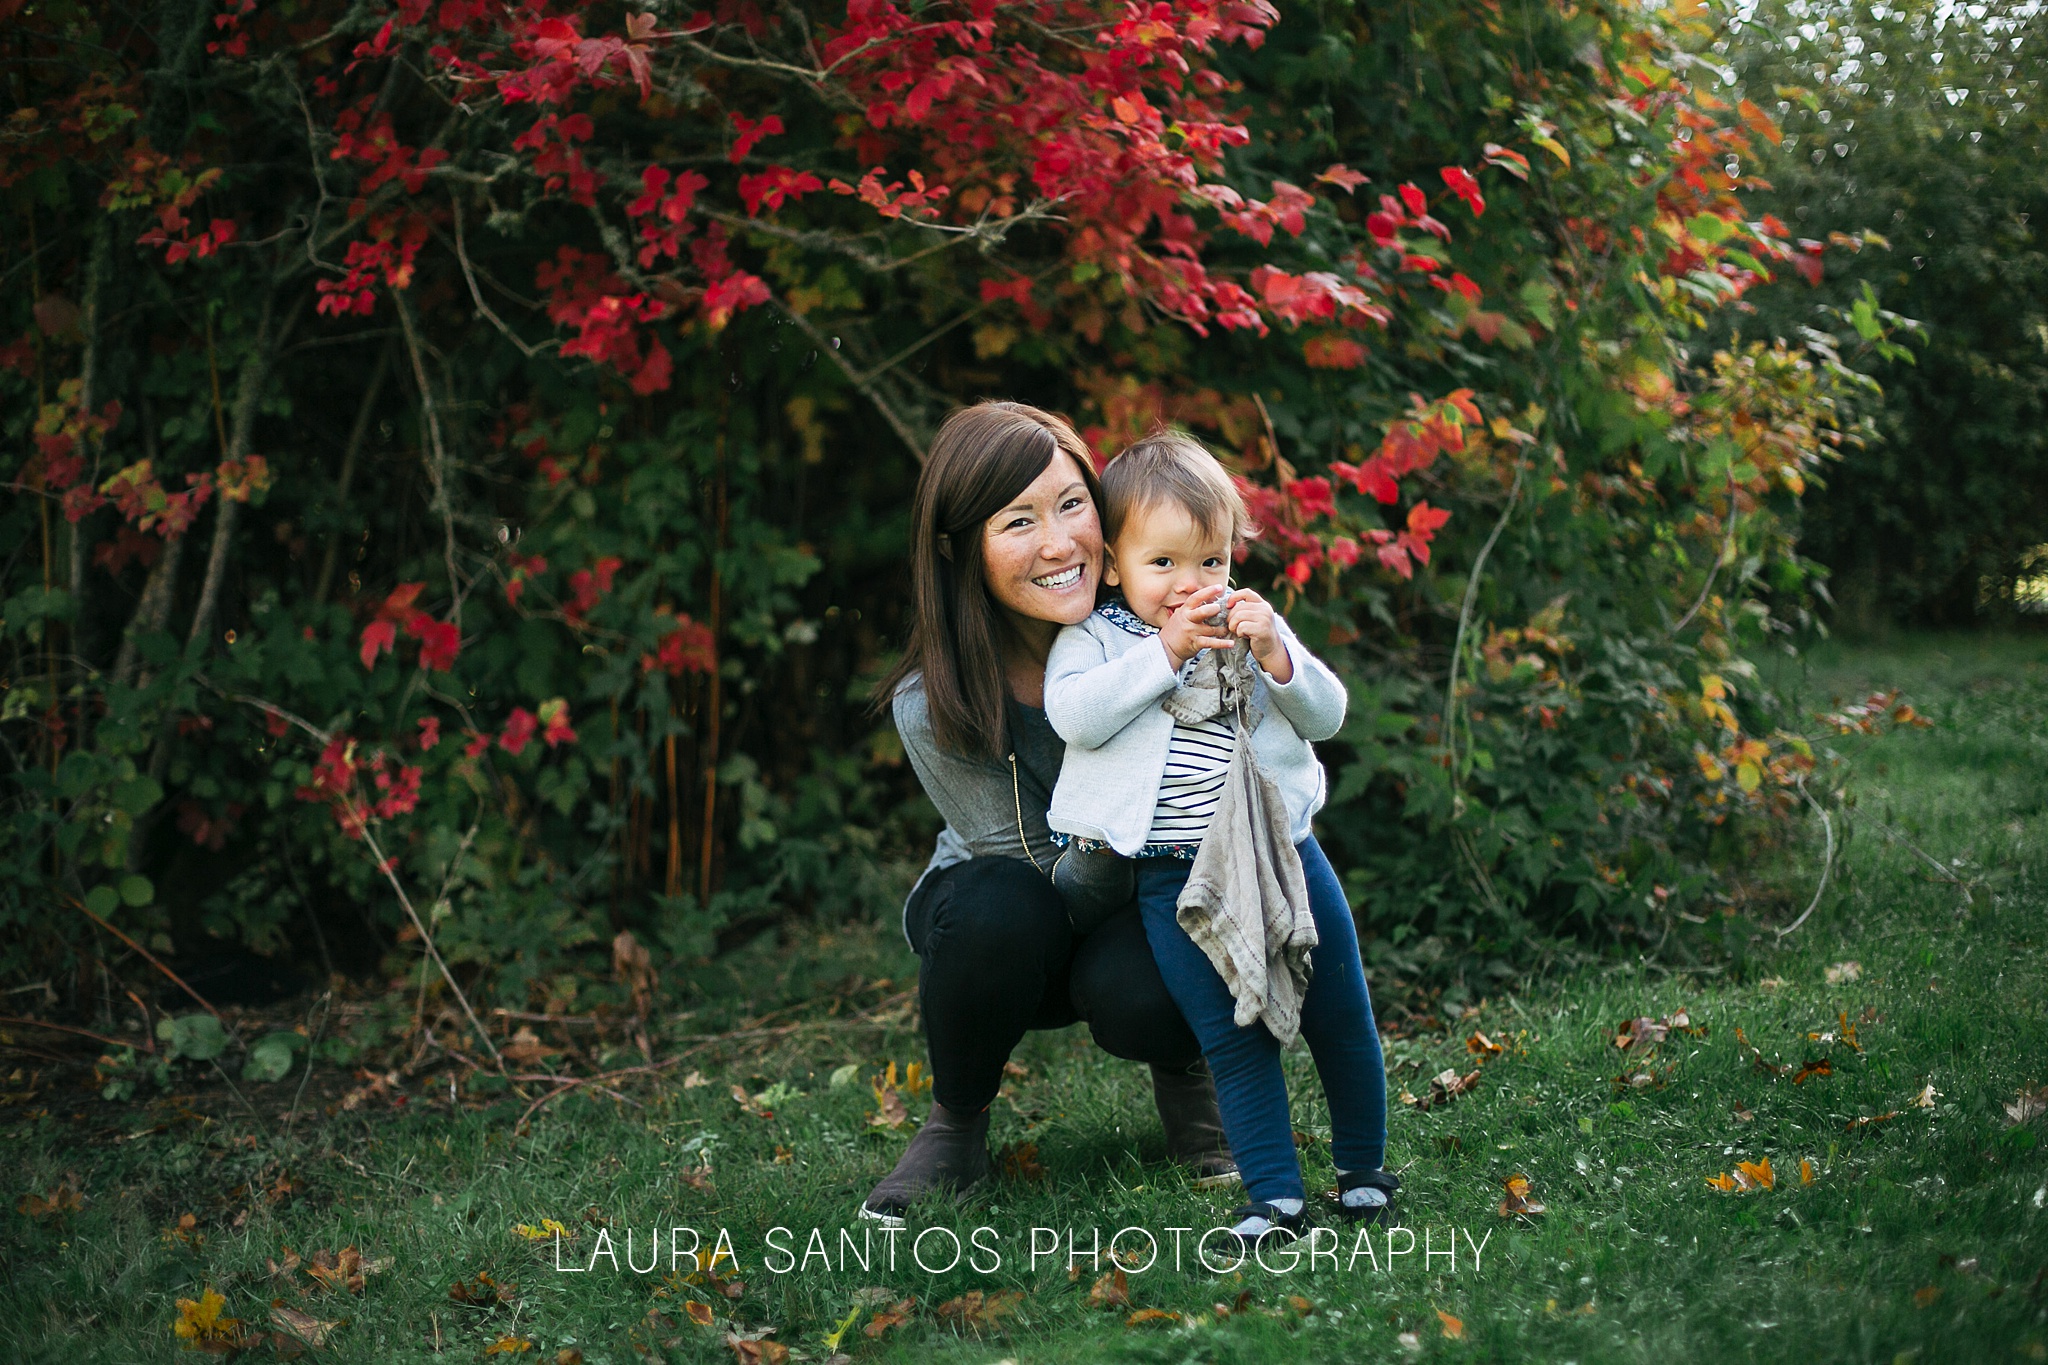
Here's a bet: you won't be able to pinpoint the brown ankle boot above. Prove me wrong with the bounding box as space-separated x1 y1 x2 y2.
1151 1060 1239 1187
859 1101 992 1222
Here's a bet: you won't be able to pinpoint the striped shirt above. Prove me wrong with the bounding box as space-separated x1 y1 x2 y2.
1143 711 1236 850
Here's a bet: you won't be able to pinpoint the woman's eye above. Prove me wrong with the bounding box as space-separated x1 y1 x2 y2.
1061 497 1086 512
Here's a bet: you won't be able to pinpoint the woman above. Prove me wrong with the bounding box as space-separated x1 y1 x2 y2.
861 401 1236 1221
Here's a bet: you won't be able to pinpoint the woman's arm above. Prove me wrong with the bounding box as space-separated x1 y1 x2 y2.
893 682 1060 867
1043 623 1181 750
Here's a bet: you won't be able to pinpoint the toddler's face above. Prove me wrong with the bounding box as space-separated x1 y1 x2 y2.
1106 499 1231 631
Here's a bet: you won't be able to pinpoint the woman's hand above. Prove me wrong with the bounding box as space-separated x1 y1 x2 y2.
1159 584 1237 671
1226 589 1293 683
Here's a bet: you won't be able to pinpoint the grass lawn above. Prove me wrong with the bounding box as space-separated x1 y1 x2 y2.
5 635 2046 1363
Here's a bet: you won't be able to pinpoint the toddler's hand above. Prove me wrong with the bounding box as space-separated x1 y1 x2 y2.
1225 590 1293 683
1159 584 1237 671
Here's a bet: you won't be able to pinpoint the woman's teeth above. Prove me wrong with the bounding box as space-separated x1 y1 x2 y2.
1032 566 1083 590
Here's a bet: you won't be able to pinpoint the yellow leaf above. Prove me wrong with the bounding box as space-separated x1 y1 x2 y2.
1736 1157 1775 1190
1700 673 1727 700
1437 1308 1465 1339
512 1218 573 1242
1706 1172 1739 1191
1736 761 1762 793
484 1334 536 1354
1533 133 1571 167
1695 751 1725 782
821 1305 860 1348
1799 1158 1816 1186
173 1287 239 1345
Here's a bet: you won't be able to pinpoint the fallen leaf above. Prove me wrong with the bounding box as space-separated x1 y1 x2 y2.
997 1141 1045 1183
1397 1330 1421 1350
724 1334 788 1365
1912 1084 1940 1109
1088 1269 1130 1309
1437 1308 1465 1339
555 1351 583 1365
1799 1158 1816 1186
269 1305 342 1348
449 1272 516 1308
1792 1059 1833 1085
484 1335 535 1355
1913 1285 1942 1308
773 1145 794 1165
679 1164 715 1194
1125 1308 1181 1327
1758 976 1788 990
267 1248 303 1282
731 1084 773 1120
1846 1110 1901 1130
1286 1295 1314 1315
512 1219 574 1242
1003 1060 1030 1079
1731 1102 1755 1123
1413 1068 1482 1113
1825 961 1862 985
685 1302 716 1328
1466 1031 1504 1058
304 1247 363 1295
867 1086 908 1130
934 1289 1023 1333
1708 1157 1775 1192
1499 1173 1547 1216
682 1070 709 1089
173 1287 241 1350
2005 1086 2048 1126
864 1298 915 1338
16 1177 83 1221
1614 1016 1669 1050
502 1028 560 1066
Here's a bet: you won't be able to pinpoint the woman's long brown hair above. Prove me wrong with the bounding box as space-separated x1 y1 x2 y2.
875 402 1103 760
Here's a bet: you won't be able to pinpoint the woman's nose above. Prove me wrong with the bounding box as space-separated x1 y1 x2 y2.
1040 521 1074 560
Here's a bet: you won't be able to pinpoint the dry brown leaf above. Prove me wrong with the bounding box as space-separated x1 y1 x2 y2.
1088 1268 1130 1309
730 1084 773 1120
679 1165 715 1193
267 1248 303 1282
684 1302 716 1328
1792 1059 1833 1085
867 1086 908 1129
1466 1030 1504 1058
1002 1060 1030 1079
1412 1068 1481 1113
1911 1084 1940 1109
997 1141 1045 1183
1125 1308 1181 1327
1825 961 1862 985
554 1350 583 1365
483 1334 535 1355
612 929 659 1018
682 1070 709 1089
1614 1017 1669 1050
1498 1173 1547 1216
1846 1110 1901 1130
269 1305 343 1349
863 1298 916 1338
2005 1086 2048 1126
449 1271 515 1308
305 1246 374 1295
934 1289 1023 1333
1731 1102 1755 1123
1437 1308 1465 1339
1913 1285 1942 1309
723 1335 788 1365
16 1177 83 1221
502 1028 560 1066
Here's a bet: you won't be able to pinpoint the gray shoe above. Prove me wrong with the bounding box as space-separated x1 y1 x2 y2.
1151 1060 1240 1187
859 1101 991 1222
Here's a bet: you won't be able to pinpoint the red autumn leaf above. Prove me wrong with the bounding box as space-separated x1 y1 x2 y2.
359 618 397 669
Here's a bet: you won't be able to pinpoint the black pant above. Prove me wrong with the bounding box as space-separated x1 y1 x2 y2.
906 856 1202 1112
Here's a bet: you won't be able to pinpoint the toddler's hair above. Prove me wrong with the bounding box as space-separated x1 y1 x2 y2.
1100 429 1256 547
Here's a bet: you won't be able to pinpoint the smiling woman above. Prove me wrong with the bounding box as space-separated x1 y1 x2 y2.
859 402 1238 1222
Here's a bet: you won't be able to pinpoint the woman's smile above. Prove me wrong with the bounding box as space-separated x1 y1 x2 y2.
1031 565 1085 591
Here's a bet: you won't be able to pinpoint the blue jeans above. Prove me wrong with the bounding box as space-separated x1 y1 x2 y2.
1136 836 1388 1204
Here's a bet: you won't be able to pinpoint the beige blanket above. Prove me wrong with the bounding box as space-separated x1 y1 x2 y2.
1171 646 1317 1045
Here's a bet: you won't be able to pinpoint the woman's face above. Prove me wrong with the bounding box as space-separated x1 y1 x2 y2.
978 450 1103 630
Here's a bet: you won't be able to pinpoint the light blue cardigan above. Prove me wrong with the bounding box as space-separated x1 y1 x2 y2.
1043 602 1348 857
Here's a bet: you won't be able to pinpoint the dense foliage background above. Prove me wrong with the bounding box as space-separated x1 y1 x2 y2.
1725 0 2046 625
2 0 1918 1022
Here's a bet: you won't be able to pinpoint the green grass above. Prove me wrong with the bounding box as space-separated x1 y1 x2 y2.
5 635 2047 1363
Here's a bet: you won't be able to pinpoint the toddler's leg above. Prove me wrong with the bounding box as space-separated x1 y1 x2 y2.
1135 858 1304 1205
1294 837 1390 1180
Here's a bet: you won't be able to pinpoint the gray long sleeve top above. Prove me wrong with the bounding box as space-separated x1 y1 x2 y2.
892 674 1064 940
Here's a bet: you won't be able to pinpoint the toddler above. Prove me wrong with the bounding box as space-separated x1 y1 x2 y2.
1044 432 1397 1247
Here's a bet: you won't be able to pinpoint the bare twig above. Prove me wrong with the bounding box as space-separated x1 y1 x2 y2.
68 896 224 1020
774 304 927 460
394 293 466 604
1774 779 1836 938
0 1015 134 1051
1672 474 1739 635
1443 458 1528 791
449 195 554 359
356 817 505 1072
